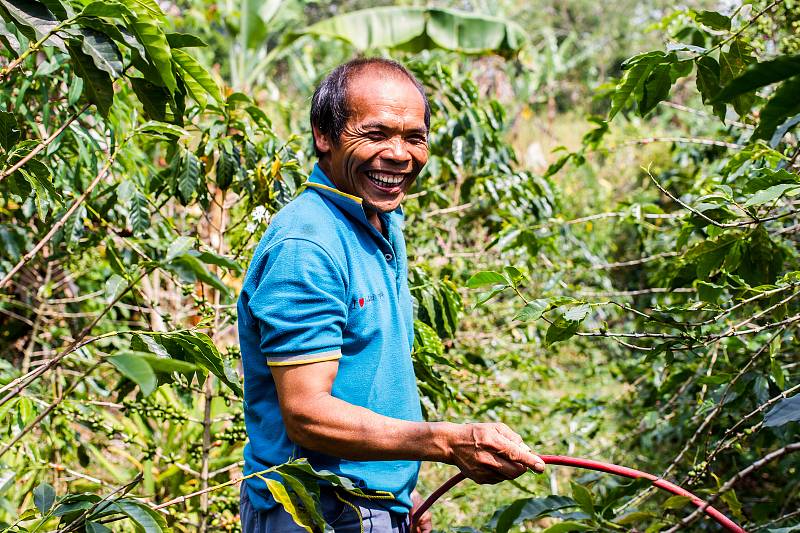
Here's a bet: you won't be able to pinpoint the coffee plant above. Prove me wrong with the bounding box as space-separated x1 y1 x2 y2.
1 0 798 531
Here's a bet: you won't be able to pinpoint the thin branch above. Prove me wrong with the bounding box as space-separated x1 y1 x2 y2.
0 104 89 183
622 136 743 149
0 147 119 290
703 384 800 471
663 327 785 477
703 0 782 57
0 20 72 80
423 202 475 218
665 442 800 533
0 269 150 409
647 168 742 228
659 101 754 130
590 251 679 270
0 358 103 458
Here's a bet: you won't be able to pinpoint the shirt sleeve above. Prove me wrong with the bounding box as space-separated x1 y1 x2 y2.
247 238 347 366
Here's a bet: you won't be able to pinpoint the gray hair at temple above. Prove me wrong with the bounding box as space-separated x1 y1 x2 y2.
310 58 431 158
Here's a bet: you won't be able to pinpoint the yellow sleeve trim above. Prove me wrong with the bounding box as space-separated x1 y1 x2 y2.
266 354 342 367
305 182 363 204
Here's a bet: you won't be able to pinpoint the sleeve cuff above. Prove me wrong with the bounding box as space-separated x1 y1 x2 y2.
266 349 342 367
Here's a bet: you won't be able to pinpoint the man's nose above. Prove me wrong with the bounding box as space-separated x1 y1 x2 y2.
384 138 411 162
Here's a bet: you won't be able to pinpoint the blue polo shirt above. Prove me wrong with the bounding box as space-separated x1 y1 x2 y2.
237 164 423 514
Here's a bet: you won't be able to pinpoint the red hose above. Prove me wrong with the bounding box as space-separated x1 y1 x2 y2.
411 455 746 532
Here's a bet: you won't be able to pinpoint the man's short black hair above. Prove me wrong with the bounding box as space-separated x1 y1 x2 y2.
310 58 431 158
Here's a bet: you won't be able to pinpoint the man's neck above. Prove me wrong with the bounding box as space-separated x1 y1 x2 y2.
365 208 383 235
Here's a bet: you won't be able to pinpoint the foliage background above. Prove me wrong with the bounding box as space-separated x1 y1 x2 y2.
1 0 799 531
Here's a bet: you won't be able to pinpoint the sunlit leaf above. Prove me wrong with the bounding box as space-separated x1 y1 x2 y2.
109 353 158 395
466 271 508 288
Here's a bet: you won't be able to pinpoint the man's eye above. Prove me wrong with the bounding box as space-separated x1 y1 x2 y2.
366 131 386 140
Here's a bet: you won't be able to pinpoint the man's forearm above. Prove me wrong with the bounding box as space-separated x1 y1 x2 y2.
284 392 459 463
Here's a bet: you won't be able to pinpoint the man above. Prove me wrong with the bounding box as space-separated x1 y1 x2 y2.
237 58 545 533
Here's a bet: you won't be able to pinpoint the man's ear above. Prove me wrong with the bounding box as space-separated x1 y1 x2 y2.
312 125 331 155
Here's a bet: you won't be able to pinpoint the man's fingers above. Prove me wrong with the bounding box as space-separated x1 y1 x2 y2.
497 442 546 473
494 423 524 445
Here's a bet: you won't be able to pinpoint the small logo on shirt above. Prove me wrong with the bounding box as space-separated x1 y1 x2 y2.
350 291 386 310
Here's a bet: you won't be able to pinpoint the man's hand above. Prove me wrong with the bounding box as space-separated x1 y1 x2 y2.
446 423 545 484
410 490 432 533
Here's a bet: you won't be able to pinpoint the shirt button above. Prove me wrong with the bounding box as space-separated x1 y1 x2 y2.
384 253 393 261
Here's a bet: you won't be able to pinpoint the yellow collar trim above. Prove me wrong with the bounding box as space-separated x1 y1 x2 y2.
306 182 363 204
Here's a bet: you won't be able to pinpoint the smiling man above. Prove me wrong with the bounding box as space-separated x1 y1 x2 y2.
237 58 545 533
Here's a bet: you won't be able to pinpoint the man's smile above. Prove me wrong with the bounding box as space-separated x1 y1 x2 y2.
364 170 410 193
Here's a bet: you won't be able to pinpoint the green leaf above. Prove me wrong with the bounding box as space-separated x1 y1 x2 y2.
610 60 655 119
18 157 60 219
192 250 243 274
545 316 581 346
118 181 150 234
177 150 201 204
264 479 314 532
696 56 725 119
713 54 800 103
138 353 197 374
514 299 549 322
753 76 800 140
123 4 176 92
110 499 166 532
695 10 731 31
743 183 800 207
615 511 657 525
466 271 508 288
663 495 691 510
288 7 525 54
215 147 238 190
541 522 593 533
165 236 194 261
719 39 756 116
167 253 227 293
137 120 188 139
172 48 221 105
120 0 165 21
33 482 55 514
86 521 113 533
80 29 123 77
67 41 114 117
490 495 577 533
696 281 724 303
570 482 594 516
77 1 133 19
0 111 21 151
109 353 158 395
129 77 170 121
278 473 327 532
138 331 242 395
166 32 207 48
764 394 800 427
104 273 126 303
0 0 65 50
743 168 799 194
563 304 590 321
639 63 671 116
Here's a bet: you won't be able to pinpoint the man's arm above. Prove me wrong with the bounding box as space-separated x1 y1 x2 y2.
272 360 545 484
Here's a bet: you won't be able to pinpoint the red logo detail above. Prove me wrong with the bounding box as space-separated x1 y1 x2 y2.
359 298 365 307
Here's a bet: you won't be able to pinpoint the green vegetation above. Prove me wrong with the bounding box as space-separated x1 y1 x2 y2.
1 0 799 531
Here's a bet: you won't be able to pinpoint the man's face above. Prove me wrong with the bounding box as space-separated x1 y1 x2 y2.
316 71 429 214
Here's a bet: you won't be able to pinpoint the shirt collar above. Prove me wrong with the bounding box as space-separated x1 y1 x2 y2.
305 163 404 232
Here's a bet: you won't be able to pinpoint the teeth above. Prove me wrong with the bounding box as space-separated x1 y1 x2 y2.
366 171 404 187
